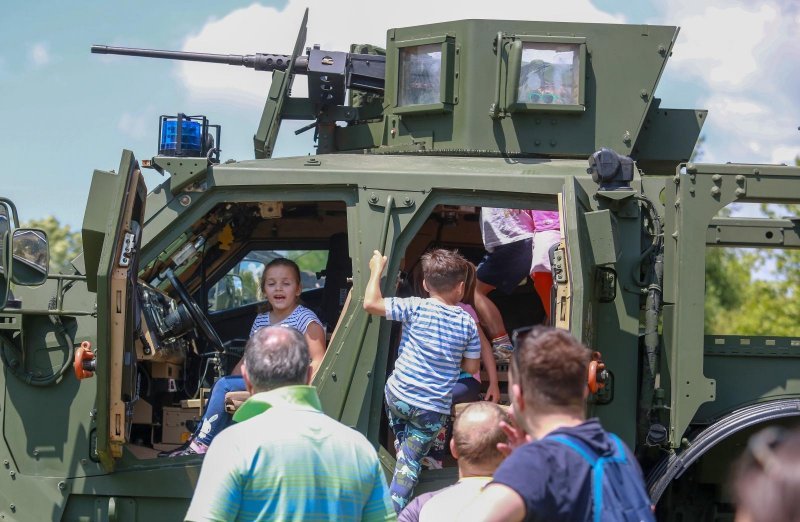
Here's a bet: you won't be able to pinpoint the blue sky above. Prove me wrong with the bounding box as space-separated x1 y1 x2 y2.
1 0 798 230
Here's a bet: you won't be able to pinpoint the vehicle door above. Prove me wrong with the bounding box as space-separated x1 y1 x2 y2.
83 149 147 469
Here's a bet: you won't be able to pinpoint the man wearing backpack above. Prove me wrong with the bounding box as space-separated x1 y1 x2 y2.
460 326 654 522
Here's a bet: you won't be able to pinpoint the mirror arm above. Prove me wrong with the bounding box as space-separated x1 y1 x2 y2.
0 197 20 228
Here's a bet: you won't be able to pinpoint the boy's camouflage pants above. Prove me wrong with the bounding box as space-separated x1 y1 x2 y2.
384 388 449 513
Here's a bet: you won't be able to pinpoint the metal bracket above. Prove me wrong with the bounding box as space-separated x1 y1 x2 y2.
152 156 209 195
595 267 617 303
552 247 568 283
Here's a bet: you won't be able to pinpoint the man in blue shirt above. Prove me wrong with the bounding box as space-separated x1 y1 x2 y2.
460 327 653 522
185 326 394 522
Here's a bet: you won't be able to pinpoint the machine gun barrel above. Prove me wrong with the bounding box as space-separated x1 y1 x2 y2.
90 45 308 73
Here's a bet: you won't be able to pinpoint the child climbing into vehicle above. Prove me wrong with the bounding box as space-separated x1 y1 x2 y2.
363 248 481 512
474 207 561 361
424 259 501 469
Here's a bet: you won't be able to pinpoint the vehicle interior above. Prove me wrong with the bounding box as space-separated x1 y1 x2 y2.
126 198 552 461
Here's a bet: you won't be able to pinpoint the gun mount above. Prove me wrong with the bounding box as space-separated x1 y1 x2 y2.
90 45 386 99
92 10 386 159
93 13 705 172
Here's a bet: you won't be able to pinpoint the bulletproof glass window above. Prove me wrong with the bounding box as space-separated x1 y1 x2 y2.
504 36 586 113
398 44 442 107
517 43 580 106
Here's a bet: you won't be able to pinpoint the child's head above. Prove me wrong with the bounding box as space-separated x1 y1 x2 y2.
462 261 477 306
420 248 468 295
260 258 302 311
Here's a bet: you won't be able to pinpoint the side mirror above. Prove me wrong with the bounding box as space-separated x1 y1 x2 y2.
11 228 49 286
0 201 15 308
208 273 244 311
0 230 10 308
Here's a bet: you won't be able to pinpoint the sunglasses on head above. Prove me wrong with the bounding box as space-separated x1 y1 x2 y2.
510 325 539 368
511 325 537 350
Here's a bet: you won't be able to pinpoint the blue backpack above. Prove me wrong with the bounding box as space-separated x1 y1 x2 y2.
549 433 655 522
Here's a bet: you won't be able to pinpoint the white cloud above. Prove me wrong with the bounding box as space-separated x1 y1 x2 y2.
176 0 622 107
655 0 800 165
29 42 50 67
117 111 150 140
669 4 776 88
771 146 799 166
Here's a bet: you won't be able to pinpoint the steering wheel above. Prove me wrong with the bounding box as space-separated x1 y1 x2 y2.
164 268 224 352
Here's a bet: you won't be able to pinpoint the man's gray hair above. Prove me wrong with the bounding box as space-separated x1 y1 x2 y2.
243 326 310 392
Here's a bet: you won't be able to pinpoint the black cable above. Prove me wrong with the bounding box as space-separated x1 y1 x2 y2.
0 316 75 387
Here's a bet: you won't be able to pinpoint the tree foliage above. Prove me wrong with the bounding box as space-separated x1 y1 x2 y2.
703 156 800 336
241 270 259 302
21 216 82 274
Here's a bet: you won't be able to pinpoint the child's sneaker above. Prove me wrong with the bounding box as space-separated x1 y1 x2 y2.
491 334 514 362
420 456 443 470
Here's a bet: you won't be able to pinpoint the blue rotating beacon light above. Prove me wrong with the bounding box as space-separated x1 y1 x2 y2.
158 113 221 161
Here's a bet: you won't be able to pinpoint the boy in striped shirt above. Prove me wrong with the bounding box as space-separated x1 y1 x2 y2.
364 248 481 512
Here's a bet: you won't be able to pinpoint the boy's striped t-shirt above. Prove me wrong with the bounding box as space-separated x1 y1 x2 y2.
384 296 481 415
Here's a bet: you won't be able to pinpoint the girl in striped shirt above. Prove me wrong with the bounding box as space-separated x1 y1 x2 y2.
163 258 325 456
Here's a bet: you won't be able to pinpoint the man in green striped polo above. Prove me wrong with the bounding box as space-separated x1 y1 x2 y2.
185 326 395 522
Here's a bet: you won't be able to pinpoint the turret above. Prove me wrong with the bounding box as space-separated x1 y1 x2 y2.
93 11 706 173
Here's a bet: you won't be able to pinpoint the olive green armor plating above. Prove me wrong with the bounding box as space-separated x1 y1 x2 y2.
1 11 799 521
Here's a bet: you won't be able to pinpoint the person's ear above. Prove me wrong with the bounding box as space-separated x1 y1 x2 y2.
242 362 255 395
511 383 524 414
422 279 430 294
450 437 459 460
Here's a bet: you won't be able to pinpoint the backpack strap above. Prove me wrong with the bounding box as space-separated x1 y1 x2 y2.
548 434 598 465
549 433 628 522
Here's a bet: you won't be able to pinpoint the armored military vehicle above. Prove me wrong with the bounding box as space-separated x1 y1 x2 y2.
2 10 799 520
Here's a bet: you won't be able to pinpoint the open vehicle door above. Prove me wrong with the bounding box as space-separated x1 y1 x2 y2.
557 178 643 441
555 179 601 343
82 150 147 469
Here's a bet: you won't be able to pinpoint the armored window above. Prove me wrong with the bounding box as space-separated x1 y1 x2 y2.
398 44 442 107
517 43 580 105
393 36 457 114
505 36 586 113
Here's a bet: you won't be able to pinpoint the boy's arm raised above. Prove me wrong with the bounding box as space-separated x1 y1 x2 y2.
363 250 388 316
